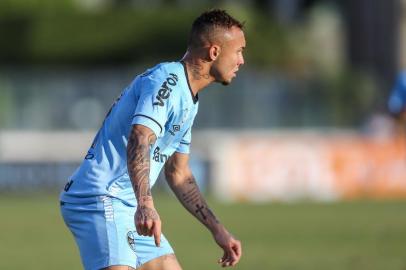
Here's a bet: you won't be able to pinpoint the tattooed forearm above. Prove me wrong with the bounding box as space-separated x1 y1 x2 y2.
182 186 200 205
166 169 220 228
128 145 151 198
207 208 219 224
127 127 155 202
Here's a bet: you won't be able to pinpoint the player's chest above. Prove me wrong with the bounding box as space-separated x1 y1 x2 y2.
168 106 196 132
160 106 196 142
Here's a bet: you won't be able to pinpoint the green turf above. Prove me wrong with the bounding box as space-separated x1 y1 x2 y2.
0 193 405 270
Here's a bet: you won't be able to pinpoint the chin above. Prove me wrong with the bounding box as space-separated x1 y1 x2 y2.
219 77 233 86
214 74 233 86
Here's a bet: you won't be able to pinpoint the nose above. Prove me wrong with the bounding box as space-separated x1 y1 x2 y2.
239 54 245 66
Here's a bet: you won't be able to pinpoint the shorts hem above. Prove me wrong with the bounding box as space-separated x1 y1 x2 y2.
138 250 175 267
92 261 138 270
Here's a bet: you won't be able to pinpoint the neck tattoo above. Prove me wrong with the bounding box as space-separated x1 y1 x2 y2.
190 63 210 80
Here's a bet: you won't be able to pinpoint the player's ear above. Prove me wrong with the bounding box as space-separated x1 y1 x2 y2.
209 45 221 61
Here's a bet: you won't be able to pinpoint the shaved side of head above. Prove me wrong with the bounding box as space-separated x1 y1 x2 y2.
188 9 244 50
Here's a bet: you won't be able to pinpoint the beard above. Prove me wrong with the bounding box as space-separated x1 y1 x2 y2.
211 65 233 86
214 75 230 86
215 74 231 85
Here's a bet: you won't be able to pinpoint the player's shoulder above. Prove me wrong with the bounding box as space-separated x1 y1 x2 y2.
139 61 183 81
138 61 184 106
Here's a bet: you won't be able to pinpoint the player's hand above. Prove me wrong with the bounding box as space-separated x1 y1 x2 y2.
213 226 242 267
135 199 161 247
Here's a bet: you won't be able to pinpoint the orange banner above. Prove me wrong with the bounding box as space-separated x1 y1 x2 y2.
328 136 406 198
213 133 406 201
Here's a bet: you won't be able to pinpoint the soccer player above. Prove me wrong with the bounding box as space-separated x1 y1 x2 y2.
388 71 406 119
388 71 406 161
60 9 245 270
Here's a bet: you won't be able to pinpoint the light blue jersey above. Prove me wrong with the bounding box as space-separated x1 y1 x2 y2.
388 71 406 115
60 61 199 206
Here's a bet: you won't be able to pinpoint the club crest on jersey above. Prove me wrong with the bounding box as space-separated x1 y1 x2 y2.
153 73 178 107
127 231 137 253
169 124 181 136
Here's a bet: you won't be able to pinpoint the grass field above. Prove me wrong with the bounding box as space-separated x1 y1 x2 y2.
1 193 406 270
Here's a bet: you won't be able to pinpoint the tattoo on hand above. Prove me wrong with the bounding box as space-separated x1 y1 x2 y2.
137 206 159 221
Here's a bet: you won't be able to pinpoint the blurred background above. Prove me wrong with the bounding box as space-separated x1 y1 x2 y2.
1 0 406 269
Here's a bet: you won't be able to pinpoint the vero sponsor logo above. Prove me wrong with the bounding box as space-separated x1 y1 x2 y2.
153 73 178 107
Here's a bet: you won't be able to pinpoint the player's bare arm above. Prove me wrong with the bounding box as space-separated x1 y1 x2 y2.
165 152 242 267
127 124 161 246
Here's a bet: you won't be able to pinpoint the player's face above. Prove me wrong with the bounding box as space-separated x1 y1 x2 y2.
211 27 246 85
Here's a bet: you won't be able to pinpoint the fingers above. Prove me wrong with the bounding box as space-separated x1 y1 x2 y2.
218 240 242 267
152 220 161 247
230 241 242 266
135 216 147 235
222 249 236 267
135 216 161 247
218 250 230 267
135 213 156 237
144 223 149 236
134 207 162 248
135 216 143 235
218 251 226 264
233 240 242 260
137 220 155 236
144 219 154 236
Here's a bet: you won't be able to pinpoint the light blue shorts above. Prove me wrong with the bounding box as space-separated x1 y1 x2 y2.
60 196 174 270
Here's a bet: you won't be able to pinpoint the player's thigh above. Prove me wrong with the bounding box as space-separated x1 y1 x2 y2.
100 254 182 270
102 266 136 270
61 199 139 269
138 254 182 270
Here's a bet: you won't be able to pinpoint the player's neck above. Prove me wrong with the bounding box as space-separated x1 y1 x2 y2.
181 52 214 95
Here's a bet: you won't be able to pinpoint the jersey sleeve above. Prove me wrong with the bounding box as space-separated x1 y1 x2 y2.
176 127 192 154
131 74 178 138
